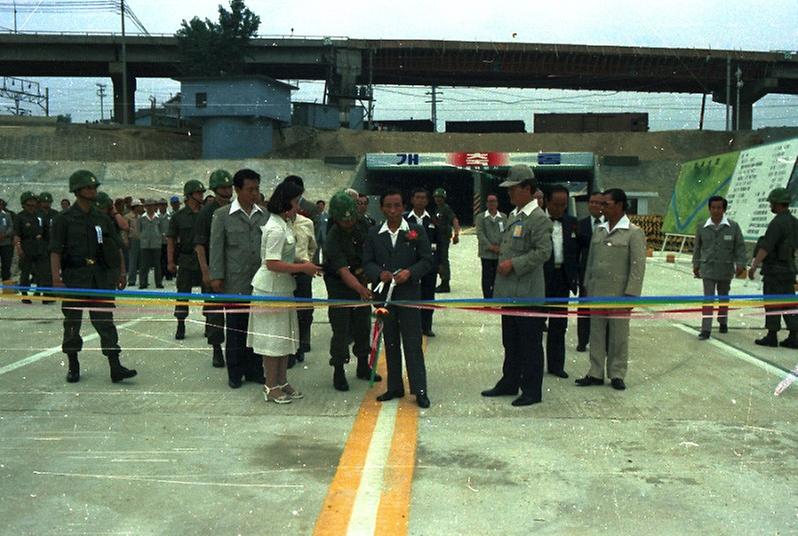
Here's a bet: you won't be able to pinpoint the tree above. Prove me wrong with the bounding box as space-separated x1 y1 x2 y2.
175 0 261 77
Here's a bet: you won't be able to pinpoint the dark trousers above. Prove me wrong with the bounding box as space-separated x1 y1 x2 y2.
225 303 264 383
127 239 140 285
0 244 12 281
202 282 225 346
438 238 451 282
480 258 498 299
382 304 427 394
328 303 371 366
161 244 171 280
420 272 436 332
498 309 544 401
545 268 570 374
763 275 798 332
577 285 590 348
174 267 202 320
139 248 162 287
701 278 731 332
62 294 120 357
293 273 313 352
19 254 51 294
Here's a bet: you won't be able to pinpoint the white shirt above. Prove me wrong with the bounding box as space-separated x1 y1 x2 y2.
378 218 410 247
546 210 564 264
591 215 605 232
229 197 264 220
509 198 539 217
704 216 730 228
410 210 430 226
598 214 631 235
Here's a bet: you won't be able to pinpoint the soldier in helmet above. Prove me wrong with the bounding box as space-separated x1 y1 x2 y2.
95 192 128 294
749 187 798 348
432 187 460 293
167 179 206 340
194 169 233 368
49 170 136 383
14 192 51 303
322 191 381 391
38 192 59 299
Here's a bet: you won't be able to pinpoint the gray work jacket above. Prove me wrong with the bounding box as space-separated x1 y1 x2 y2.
476 210 507 260
209 201 269 296
493 201 552 300
692 217 747 281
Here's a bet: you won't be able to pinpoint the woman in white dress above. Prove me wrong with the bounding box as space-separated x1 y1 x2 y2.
248 180 320 404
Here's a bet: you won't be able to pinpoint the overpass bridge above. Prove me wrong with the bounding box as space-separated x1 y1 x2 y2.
1 32 796 128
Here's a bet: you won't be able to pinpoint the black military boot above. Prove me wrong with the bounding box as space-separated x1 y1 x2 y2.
356 357 382 382
435 280 451 293
755 330 778 347
66 353 80 383
108 354 137 383
212 344 225 368
779 331 798 349
175 320 186 340
333 365 349 391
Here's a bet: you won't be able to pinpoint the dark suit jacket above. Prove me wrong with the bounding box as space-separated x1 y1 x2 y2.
544 214 580 292
576 216 596 287
403 211 441 269
363 222 433 301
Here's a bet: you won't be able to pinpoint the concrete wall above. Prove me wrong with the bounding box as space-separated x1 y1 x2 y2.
0 158 358 212
293 103 339 130
202 118 274 159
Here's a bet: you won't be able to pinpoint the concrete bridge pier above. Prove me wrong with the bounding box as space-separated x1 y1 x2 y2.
110 62 136 125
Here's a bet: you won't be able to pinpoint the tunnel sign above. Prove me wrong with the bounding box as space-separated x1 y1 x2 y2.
367 152 593 171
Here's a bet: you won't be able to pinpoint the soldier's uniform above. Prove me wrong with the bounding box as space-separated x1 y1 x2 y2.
755 188 798 347
433 188 457 292
94 192 126 289
38 192 59 299
167 180 206 340
14 192 51 302
193 169 233 367
322 192 381 391
49 170 136 383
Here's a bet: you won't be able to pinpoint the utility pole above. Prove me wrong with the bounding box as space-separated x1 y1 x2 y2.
97 83 107 121
13 0 17 33
735 66 743 131
725 57 731 131
425 85 442 132
120 0 129 125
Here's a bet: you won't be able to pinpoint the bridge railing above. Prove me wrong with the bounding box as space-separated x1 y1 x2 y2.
0 29 349 41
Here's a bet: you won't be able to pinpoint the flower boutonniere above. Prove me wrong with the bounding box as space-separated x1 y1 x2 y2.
405 229 419 242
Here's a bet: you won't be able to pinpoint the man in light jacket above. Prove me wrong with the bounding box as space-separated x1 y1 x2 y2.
692 195 747 340
475 193 507 299
576 188 646 391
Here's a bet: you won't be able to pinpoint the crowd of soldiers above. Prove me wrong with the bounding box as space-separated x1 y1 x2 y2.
2 166 796 408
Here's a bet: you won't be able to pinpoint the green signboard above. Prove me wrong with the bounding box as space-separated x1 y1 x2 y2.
662 151 740 235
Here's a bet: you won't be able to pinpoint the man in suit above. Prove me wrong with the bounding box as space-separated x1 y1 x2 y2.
209 169 268 389
692 195 747 340
404 187 441 337
576 188 646 391
543 185 580 378
575 192 605 352
481 165 553 407
475 194 507 299
363 189 433 408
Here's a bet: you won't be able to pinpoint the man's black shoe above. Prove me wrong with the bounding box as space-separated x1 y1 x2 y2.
575 375 604 386
333 366 349 391
356 361 382 382
779 337 798 349
66 369 80 383
175 322 186 340
549 370 569 379
110 366 137 383
300 343 311 353
422 330 436 337
511 395 541 407
576 344 587 352
155 285 164 289
376 390 404 402
755 332 778 347
719 324 728 334
435 284 450 293
21 299 32 304
698 331 710 340
66 354 80 383
610 378 627 390
481 386 518 397
228 378 243 389
43 300 55 305
295 352 305 363
212 346 225 368
416 392 430 408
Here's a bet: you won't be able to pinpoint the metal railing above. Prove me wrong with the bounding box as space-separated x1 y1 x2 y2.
0 29 349 40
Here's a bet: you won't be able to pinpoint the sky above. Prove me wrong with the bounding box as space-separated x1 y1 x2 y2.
1 0 797 129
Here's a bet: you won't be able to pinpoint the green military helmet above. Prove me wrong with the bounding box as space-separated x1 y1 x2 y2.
20 191 38 205
69 170 100 193
767 187 793 205
329 190 358 222
39 192 54 203
208 169 233 190
184 179 206 197
433 187 447 198
95 191 113 210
